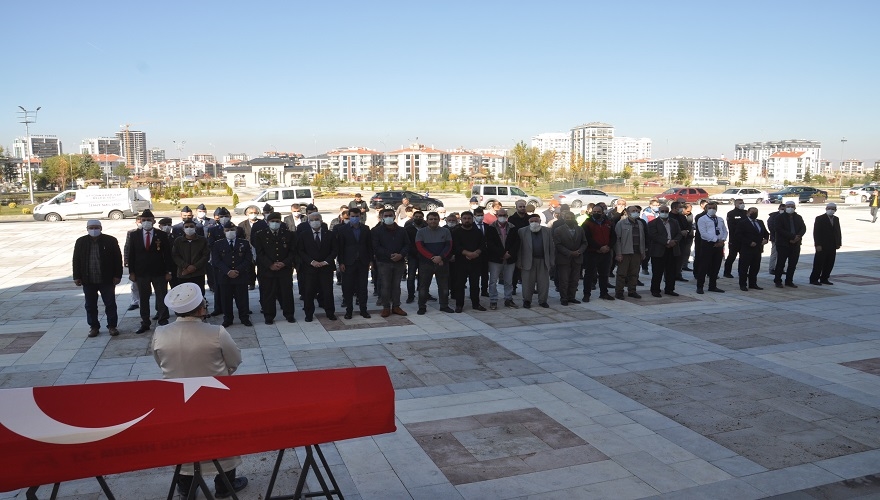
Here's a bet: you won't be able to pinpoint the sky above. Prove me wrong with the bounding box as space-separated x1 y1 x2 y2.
3 0 878 164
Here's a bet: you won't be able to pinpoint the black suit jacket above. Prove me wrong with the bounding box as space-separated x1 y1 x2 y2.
813 214 842 250
336 223 373 266
211 238 254 284
485 223 520 263
297 227 338 271
127 228 173 277
252 227 297 274
775 213 807 248
734 217 769 253
646 218 682 258
72 234 123 284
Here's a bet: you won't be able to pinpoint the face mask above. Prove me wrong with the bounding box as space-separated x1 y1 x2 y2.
748 213 758 220
184 227 197 236
826 209 835 216
349 216 360 225
161 226 172 233
413 219 425 227
247 213 258 220
707 209 717 217
737 203 746 210
141 221 154 231
497 216 508 224
268 221 281 231
197 211 206 218
529 222 541 232
447 221 458 228
88 229 101 237
219 217 230 225
309 220 322 229
785 207 794 214
658 212 669 219
225 231 236 240
593 212 603 219
628 212 639 219
650 206 659 213
474 216 484 223
678 208 684 214
383 217 395 225
471 205 479 210
136 222 142 229
779 209 785 214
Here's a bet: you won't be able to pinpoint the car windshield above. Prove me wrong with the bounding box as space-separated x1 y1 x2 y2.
722 189 737 194
662 189 676 194
561 188 580 194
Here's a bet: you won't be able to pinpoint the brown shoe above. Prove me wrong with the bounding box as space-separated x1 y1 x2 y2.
391 306 408 316
88 328 99 337
108 327 120 336
380 308 392 318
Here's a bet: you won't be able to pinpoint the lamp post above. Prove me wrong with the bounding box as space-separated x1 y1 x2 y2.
17 106 40 204
839 137 847 194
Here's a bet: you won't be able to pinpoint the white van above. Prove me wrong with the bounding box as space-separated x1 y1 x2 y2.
233 187 315 214
33 187 152 222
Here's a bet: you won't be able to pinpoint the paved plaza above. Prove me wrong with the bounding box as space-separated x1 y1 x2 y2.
1 203 880 499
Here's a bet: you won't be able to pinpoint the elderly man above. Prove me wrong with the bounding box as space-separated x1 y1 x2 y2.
72 220 122 337
518 213 555 308
695 202 728 294
152 283 248 499
553 210 587 305
647 205 683 297
614 206 647 299
127 209 173 334
809 203 842 286
297 212 338 322
486 208 520 309
348 193 369 222
171 219 210 296
734 206 769 291
773 201 807 288
396 197 413 221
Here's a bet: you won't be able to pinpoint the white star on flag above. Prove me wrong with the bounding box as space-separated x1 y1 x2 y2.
163 377 230 402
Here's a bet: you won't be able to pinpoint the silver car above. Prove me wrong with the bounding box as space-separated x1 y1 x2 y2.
552 188 617 209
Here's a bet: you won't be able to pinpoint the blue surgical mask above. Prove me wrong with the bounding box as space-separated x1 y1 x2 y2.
628 212 639 219
383 216 395 225
349 216 360 225
268 222 281 231
658 212 669 219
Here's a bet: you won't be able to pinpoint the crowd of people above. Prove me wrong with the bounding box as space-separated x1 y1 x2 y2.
71 193 844 336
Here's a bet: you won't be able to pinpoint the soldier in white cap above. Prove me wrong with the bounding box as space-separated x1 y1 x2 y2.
152 282 248 498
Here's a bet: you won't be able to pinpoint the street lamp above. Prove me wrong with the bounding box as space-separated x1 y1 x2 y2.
839 137 847 193
17 105 40 204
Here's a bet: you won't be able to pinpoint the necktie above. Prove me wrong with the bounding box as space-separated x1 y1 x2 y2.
314 231 321 243
145 231 150 251
752 220 759 231
229 239 234 249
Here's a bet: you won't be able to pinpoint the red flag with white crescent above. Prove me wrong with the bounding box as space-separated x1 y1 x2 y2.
0 367 395 492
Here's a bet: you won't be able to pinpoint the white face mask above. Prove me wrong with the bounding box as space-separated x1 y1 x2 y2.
707 209 717 217
219 217 230 225
225 230 237 240
88 229 101 237
183 227 196 236
447 221 458 228
474 216 484 223
383 216 395 225
497 217 508 224
160 226 172 233
529 222 542 232
247 213 258 220
471 205 479 210
309 220 322 229
737 203 746 210
141 221 154 231
785 207 794 214
197 211 206 218
268 221 281 231
826 209 836 216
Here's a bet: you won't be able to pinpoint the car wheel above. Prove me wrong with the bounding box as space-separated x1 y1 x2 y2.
807 197 814 203
45 212 62 222
425 203 439 211
108 210 124 220
755 198 763 204
862 195 868 203
384 203 394 209
570 200 583 209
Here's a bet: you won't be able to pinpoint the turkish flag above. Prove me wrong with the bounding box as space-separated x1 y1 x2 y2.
0 367 395 492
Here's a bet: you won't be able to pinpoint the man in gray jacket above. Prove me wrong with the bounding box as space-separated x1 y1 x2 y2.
553 210 587 305
517 213 555 308
614 207 647 299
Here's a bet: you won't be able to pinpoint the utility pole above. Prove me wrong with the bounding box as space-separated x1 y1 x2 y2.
17 106 40 204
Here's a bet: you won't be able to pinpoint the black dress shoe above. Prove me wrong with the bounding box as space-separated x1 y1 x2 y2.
222 321 233 327
326 314 338 321
286 316 296 323
740 286 749 291
406 295 415 304
481 291 490 297
676 276 689 282
614 293 625 300
158 319 169 326
417 308 427 315
523 301 531 308
682 267 693 272
241 319 253 327
344 311 353 319
785 282 798 288
304 315 313 322
723 274 735 279
265 318 274 325
440 306 455 313
215 476 248 498
135 325 150 334
473 304 487 311
454 307 463 313
775 282 784 288
427 295 438 301
539 302 550 308
708 287 725 293
360 311 371 318
821 280 834 285
600 294 615 300
152 313 160 320
696 288 704 294
749 285 764 290
637 280 645 286
127 304 139 311
810 280 822 286
665 291 679 297
569 298 581 304
628 292 642 299
560 300 569 306
651 292 662 297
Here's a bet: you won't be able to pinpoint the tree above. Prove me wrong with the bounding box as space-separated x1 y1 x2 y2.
81 155 103 180
803 167 812 183
569 153 588 181
42 155 84 189
675 164 688 183
738 166 748 184
299 172 310 186
872 166 880 182
621 165 633 180
510 141 555 181
113 164 132 180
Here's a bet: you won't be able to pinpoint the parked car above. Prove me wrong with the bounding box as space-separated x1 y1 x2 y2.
767 186 828 204
369 191 444 211
716 179 731 186
643 180 663 187
552 188 617 208
708 188 769 204
653 187 709 203
233 186 315 214
471 184 542 208
839 184 879 202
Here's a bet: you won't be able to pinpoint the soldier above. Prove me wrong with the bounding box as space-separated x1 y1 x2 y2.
252 212 297 323
172 205 204 239
212 221 253 327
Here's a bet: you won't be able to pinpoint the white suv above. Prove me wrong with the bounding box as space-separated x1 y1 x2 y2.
839 184 879 202
234 187 316 214
471 184 542 208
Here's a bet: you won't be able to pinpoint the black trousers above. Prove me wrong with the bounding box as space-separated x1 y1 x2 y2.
650 248 678 293
341 261 370 313
301 267 335 317
172 273 205 298
206 261 216 291
723 240 741 275
809 249 836 282
774 245 801 283
260 271 294 320
695 240 723 289
479 256 489 293
679 236 694 271
82 282 118 329
210 266 224 314
452 259 482 307
406 256 419 298
419 261 449 308
220 282 249 323
135 274 169 326
738 249 762 288
583 252 612 298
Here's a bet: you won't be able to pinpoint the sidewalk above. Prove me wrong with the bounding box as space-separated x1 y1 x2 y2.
1 204 879 499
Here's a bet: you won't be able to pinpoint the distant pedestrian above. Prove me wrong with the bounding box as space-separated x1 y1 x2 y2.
72 220 122 337
869 192 880 223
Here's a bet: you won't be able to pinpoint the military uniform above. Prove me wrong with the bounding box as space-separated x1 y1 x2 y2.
252 224 298 322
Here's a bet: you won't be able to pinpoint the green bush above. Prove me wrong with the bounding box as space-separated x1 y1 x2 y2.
21 207 32 215
232 193 239 206
226 186 233 196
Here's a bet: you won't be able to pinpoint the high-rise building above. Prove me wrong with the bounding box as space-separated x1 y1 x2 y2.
611 137 652 172
531 133 571 171
189 154 216 163
766 151 814 183
223 153 249 163
148 148 166 163
115 130 147 168
12 135 63 159
326 147 384 181
448 149 482 176
385 143 448 181
79 137 122 156
734 139 821 168
839 159 864 175
570 122 614 170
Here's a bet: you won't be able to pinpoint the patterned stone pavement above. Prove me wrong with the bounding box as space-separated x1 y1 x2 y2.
1 203 880 499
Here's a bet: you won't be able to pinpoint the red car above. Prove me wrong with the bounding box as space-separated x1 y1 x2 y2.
653 187 709 203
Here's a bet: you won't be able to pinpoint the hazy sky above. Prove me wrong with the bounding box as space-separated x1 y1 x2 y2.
4 0 877 163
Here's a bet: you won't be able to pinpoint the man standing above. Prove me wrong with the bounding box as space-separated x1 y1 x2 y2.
284 203 303 228
809 203 842 286
414 212 454 315
297 212 338 322
472 207 491 297
123 215 143 311
722 199 748 278
486 208 520 309
252 212 297 323
695 202 728 294
237 205 261 240
172 205 204 239
404 210 427 303
336 207 373 319
517 213 555 308
582 204 615 302
676 202 695 275
773 201 807 288
127 209 173 334
734 207 769 291
553 210 587 305
206 207 234 316
507 200 531 295
195 203 213 228
73 220 122 337
614 207 646 299
870 191 880 223
348 193 369 222
647 205 683 297
396 197 413 221
766 203 786 275
212 222 254 327
372 208 409 317
450 211 487 312
153 283 248 499
171 219 210 295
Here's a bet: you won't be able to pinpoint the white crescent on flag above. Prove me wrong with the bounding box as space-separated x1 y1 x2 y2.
0 387 153 445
